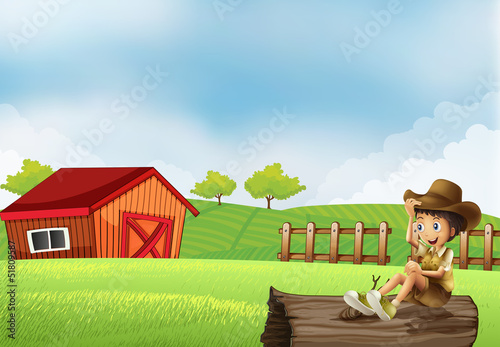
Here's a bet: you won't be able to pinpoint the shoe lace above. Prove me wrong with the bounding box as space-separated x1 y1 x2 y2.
358 291 370 306
380 296 393 309
358 291 368 301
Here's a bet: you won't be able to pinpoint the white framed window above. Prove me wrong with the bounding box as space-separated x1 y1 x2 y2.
27 228 70 253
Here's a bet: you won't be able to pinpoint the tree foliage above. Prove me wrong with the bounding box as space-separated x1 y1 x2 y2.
1 159 54 196
244 163 306 209
190 171 236 205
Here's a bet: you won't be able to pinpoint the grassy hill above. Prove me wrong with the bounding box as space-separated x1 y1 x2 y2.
0 202 499 345
1 201 498 269
181 199 500 269
2 258 499 346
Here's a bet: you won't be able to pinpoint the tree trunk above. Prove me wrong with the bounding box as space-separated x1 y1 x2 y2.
266 195 274 209
215 194 222 205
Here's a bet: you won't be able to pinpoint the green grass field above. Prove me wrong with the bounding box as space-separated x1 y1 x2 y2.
181 200 500 270
1 201 499 346
1 258 499 346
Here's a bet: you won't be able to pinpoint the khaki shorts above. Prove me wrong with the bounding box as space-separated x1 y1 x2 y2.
403 276 451 308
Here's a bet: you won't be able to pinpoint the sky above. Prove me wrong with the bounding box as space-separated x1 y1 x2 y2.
0 0 499 215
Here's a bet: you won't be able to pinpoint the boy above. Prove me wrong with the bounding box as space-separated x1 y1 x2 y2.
344 179 481 321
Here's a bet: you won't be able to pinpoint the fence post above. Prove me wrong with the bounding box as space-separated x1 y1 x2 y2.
354 222 364 265
305 222 316 263
281 223 291 262
460 230 469 269
329 222 339 264
484 224 493 271
378 222 388 265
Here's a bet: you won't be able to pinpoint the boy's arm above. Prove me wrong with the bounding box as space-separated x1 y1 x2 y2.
405 198 421 249
406 263 445 278
422 267 446 278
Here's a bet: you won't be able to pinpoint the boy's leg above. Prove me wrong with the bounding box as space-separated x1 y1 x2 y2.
395 272 426 303
367 272 425 321
378 273 407 296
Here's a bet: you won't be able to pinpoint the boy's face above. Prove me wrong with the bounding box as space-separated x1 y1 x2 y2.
416 212 455 248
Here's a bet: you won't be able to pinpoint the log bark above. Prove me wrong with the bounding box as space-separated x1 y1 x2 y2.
261 287 478 347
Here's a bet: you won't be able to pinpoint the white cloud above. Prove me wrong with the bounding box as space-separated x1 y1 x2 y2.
328 124 500 216
1 91 498 213
0 103 106 169
0 0 188 55
0 149 25 210
308 91 499 206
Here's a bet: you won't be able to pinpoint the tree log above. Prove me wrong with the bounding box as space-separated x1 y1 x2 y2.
261 287 478 347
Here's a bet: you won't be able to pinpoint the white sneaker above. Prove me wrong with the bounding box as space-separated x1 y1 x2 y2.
366 290 397 321
343 290 375 315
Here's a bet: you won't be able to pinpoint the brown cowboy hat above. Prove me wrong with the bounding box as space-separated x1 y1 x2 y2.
403 179 481 231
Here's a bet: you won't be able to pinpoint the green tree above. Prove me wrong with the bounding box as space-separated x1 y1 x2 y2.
190 171 237 205
244 163 306 209
1 159 54 196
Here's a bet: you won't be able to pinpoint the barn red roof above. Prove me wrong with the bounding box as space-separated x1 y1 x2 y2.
0 167 199 221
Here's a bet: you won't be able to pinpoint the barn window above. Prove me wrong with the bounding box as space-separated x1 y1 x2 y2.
27 228 70 253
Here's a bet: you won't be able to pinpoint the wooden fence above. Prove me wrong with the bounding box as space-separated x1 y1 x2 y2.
408 223 499 271
277 221 391 265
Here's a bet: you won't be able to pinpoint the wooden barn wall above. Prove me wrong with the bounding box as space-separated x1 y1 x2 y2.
172 205 187 258
5 215 95 260
93 175 186 258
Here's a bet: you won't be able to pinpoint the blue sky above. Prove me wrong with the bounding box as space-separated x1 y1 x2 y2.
0 0 499 215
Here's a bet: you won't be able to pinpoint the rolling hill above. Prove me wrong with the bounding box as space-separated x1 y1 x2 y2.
180 199 500 268
1 201 498 268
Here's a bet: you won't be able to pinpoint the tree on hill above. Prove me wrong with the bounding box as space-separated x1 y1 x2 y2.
244 163 306 209
1 159 54 196
190 171 237 205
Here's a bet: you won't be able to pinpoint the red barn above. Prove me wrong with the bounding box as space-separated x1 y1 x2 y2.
0 167 199 260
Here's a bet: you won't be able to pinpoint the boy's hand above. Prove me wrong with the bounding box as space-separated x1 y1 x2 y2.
405 198 422 217
405 260 422 275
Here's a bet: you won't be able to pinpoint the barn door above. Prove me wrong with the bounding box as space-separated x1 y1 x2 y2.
121 213 173 258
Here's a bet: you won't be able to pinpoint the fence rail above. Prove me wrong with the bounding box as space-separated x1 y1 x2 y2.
408 223 499 271
277 221 391 265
